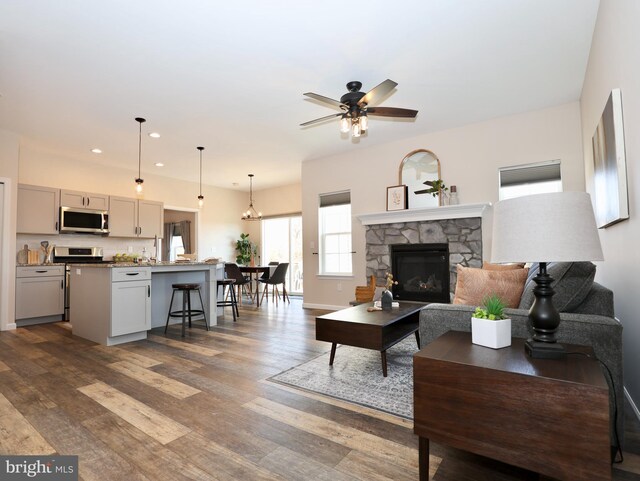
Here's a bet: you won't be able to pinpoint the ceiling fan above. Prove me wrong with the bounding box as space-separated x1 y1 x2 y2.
300 79 418 138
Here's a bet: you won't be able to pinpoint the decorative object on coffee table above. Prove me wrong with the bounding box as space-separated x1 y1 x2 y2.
491 192 603 359
381 272 397 311
471 295 511 349
355 274 376 303
386 185 408 211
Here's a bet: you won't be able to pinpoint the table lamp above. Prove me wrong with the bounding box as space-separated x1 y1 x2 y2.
490 192 604 359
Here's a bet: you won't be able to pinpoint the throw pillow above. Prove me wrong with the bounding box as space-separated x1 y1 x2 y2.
482 262 526 271
518 262 596 312
453 264 528 308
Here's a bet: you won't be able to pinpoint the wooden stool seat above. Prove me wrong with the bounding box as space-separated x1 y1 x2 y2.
164 283 208 336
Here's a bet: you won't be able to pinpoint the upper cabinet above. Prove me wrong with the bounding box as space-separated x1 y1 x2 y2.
109 196 163 239
60 189 109 210
17 184 60 234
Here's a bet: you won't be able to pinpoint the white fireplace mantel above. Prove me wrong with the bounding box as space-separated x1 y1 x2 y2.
356 203 491 226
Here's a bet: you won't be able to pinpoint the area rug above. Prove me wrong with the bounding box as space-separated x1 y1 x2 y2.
268 337 418 419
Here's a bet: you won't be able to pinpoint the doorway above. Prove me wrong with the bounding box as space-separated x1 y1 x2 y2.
163 209 197 261
261 215 303 295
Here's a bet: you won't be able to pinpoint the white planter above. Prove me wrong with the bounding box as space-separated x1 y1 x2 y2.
471 317 511 349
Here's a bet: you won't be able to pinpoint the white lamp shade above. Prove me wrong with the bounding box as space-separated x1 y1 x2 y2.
490 192 603 263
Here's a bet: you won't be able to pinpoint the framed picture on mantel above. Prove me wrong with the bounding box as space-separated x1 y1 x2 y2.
387 185 408 211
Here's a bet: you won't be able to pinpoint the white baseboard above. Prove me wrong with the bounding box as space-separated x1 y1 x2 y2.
302 302 346 311
2 322 16 331
625 387 640 422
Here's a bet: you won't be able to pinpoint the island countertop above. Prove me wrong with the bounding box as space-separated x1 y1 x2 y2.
68 261 221 268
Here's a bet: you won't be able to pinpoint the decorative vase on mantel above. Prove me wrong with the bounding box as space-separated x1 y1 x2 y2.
381 289 393 311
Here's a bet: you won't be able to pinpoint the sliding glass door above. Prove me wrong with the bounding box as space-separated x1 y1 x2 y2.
261 215 303 295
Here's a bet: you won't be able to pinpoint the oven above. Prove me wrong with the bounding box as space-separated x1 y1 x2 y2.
53 246 105 320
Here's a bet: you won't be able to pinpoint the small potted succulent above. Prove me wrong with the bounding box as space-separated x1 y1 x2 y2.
471 294 511 349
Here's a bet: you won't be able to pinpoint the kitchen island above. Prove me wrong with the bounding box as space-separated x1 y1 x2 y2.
69 261 224 346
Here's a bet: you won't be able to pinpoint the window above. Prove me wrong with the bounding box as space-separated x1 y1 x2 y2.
261 215 304 294
319 191 352 276
499 160 562 200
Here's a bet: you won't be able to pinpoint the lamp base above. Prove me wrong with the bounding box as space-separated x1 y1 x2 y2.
525 339 567 359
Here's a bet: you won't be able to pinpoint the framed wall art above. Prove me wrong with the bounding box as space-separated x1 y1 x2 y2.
592 88 629 228
387 185 408 211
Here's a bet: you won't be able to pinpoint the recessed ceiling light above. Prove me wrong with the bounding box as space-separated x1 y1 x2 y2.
154 162 164 167
91 148 102 154
149 132 160 138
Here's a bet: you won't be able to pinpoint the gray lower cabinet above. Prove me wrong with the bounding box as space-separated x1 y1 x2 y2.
16 266 65 324
70 266 151 345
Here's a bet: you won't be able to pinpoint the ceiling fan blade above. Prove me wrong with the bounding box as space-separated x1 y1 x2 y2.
303 92 344 109
358 79 398 106
300 112 343 127
367 107 418 118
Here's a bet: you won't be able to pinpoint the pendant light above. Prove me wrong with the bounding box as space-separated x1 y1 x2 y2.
134 117 146 193
197 146 204 208
241 174 262 221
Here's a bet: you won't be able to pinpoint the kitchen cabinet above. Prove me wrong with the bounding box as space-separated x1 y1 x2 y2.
17 184 60 234
111 268 152 337
60 189 109 210
109 196 163 239
70 266 151 345
15 266 65 324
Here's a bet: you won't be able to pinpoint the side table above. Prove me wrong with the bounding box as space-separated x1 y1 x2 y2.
413 331 611 481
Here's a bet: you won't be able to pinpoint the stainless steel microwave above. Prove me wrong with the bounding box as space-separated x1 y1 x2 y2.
59 207 109 234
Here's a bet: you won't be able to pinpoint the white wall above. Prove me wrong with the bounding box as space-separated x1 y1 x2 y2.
0 130 20 330
580 0 640 411
18 144 248 262
301 102 585 309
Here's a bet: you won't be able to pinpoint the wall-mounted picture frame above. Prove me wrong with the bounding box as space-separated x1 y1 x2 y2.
592 88 629 228
387 185 408 211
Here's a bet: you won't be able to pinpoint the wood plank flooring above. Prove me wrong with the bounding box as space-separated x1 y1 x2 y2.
0 297 639 480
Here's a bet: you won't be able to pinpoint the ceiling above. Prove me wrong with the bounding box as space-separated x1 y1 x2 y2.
0 0 599 191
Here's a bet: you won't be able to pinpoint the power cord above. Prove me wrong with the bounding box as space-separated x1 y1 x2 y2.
567 351 623 464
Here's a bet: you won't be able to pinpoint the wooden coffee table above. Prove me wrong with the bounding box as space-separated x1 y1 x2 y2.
316 302 426 376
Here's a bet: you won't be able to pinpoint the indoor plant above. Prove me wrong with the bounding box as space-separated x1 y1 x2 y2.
235 233 252 265
471 294 511 349
421 179 449 206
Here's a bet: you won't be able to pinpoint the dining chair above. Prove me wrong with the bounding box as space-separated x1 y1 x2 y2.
225 263 252 305
258 262 290 305
259 261 280 282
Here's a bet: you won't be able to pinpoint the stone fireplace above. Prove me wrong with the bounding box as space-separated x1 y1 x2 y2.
363 209 486 301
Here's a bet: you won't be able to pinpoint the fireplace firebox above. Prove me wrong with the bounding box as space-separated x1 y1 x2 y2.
391 243 450 303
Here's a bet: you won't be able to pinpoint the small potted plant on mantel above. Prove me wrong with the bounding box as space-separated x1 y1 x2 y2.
471 295 511 349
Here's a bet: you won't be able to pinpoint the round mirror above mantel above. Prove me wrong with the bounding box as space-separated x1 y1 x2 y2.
399 149 441 209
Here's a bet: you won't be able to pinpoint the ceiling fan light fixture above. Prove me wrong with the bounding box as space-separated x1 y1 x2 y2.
352 120 361 138
242 174 262 221
134 117 146 194
340 115 350 133
360 112 368 132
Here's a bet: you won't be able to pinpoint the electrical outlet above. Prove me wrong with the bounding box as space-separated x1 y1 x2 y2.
337 282 342 292
127 246 133 253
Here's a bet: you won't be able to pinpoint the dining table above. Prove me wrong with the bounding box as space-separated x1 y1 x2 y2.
239 265 270 307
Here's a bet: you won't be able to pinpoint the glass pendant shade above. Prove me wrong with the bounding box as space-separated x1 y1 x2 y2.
352 120 361 138
360 113 368 132
340 115 350 133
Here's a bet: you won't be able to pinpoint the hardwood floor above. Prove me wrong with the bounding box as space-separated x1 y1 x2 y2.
0 297 639 480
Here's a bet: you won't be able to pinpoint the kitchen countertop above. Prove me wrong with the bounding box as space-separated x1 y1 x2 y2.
16 263 66 267
67 261 220 268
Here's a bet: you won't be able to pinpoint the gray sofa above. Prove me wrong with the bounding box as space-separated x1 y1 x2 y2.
418 262 624 449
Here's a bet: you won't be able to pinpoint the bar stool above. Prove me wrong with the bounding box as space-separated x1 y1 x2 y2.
216 278 238 322
164 283 208 337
